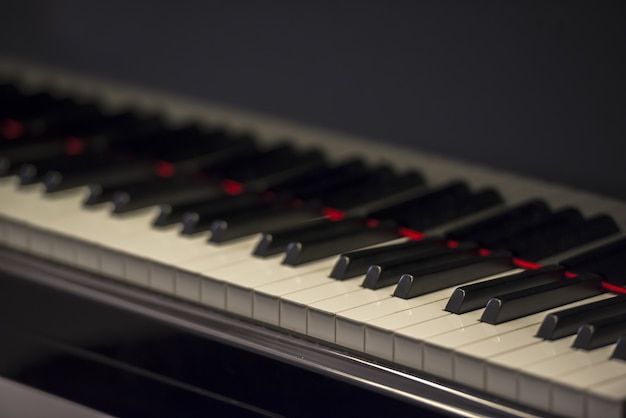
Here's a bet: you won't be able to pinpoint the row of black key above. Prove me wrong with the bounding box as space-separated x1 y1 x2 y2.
2 81 626 360
1 81 451 249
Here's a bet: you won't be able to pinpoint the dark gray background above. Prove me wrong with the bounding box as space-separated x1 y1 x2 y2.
1 1 625 199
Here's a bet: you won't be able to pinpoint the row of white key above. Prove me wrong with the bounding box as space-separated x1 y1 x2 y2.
1 177 625 417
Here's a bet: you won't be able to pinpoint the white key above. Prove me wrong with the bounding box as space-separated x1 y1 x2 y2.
517 346 614 412
173 235 409 313
172 237 260 300
0 183 80 223
0 180 170 272
485 336 577 401
451 294 612 391
144 235 257 293
0 182 261 295
221 257 334 318
422 297 607 381
362 270 522 361
252 239 424 340
336 269 522 356
179 254 336 317
32 201 165 277
252 270 332 326
0 184 90 255
337 293 432 352
586 374 626 418
307 286 393 344
0 178 22 247
31 195 259 291
481 295 616 401
551 358 626 418
101 226 256 287
306 257 518 345
0 182 325 315
279 277 363 335
47 205 157 271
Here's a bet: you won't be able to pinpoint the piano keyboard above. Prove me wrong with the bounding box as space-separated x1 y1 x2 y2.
1 57 626 418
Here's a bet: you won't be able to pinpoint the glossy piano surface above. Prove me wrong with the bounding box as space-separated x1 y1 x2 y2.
1 58 626 418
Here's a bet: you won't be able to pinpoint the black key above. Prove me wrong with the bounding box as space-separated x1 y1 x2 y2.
155 193 262 227
215 144 294 176
112 178 221 214
293 165 395 215
211 204 323 243
531 214 620 261
282 222 399 266
20 142 159 186
153 133 258 176
0 84 24 118
389 186 503 231
83 166 174 207
329 238 446 280
86 178 142 206
446 188 504 223
611 336 626 361
491 210 618 261
223 149 327 193
561 237 626 285
0 138 78 176
19 153 109 185
446 200 552 245
13 102 104 139
110 125 205 155
325 170 426 216
372 181 470 217
0 92 62 115
393 249 513 299
44 158 156 193
1 97 98 141
4 97 79 136
36 131 252 190
0 83 21 95
574 214 621 246
0 113 162 177
83 135 254 203
194 143 323 192
254 218 367 258
182 200 274 235
105 127 259 181
306 164 391 204
79 113 167 153
0 116 26 141
445 265 565 314
488 208 585 260
84 137 256 207
537 295 626 340
0 93 67 126
272 159 369 200
480 273 603 324
362 242 478 290
573 312 626 350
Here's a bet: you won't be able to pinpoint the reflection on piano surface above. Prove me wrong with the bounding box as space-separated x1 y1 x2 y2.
1 58 626 418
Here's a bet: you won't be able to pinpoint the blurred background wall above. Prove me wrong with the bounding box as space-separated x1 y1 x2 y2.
0 1 624 199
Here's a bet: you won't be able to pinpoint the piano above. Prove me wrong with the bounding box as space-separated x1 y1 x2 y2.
1 57 626 418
